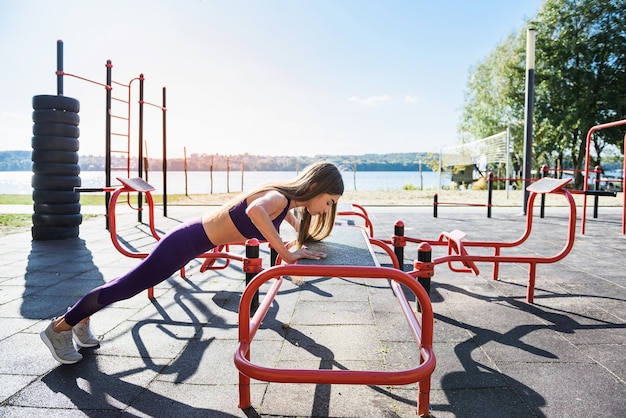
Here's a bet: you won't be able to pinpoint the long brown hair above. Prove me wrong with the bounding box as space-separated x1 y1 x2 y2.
229 161 344 245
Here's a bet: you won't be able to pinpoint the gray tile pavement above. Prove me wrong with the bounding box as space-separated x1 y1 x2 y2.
0 203 625 417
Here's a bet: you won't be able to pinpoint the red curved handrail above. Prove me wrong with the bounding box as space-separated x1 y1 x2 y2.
338 203 374 236
581 118 626 235
235 264 435 417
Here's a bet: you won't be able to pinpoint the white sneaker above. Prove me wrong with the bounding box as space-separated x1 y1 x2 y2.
40 320 83 364
72 319 100 348
67 307 100 348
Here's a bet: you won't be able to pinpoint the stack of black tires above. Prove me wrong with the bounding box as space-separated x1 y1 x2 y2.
31 95 82 240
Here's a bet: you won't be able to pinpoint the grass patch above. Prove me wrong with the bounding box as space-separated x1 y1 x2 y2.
0 213 31 227
0 213 99 236
0 214 32 236
0 195 32 205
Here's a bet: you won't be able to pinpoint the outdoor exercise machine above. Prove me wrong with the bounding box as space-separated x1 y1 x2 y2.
235 227 436 417
389 177 577 304
81 179 436 415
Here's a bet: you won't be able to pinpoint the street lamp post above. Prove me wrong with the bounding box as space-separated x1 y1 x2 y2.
522 28 536 213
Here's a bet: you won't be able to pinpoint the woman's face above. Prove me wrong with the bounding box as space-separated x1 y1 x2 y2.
306 193 341 216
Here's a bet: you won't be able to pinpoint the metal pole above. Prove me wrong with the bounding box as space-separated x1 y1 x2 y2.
138 74 145 222
56 40 63 96
245 240 261 314
241 160 245 192
506 126 511 198
184 147 188 196
540 164 548 218
393 221 405 271
419 158 423 190
162 87 167 217
416 243 432 298
522 28 536 214
227 157 230 193
593 165 601 219
487 172 493 218
105 60 113 230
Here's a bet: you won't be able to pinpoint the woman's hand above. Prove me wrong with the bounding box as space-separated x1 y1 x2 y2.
286 245 327 263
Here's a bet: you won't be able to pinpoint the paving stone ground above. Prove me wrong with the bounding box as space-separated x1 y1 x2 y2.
0 203 624 417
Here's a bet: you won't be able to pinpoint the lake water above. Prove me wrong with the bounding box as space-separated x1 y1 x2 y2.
0 170 450 195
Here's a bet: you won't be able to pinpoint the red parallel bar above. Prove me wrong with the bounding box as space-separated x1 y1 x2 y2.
235 264 435 417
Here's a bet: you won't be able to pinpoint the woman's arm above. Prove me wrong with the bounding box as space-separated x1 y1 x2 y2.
246 191 325 264
284 209 300 232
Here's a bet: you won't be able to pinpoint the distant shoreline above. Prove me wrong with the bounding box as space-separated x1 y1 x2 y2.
1 189 622 208
165 189 624 208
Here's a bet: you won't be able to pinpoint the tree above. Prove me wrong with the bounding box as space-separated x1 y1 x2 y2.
533 0 626 186
461 0 626 187
460 32 526 148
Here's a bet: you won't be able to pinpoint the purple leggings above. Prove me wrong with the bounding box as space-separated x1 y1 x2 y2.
64 217 214 326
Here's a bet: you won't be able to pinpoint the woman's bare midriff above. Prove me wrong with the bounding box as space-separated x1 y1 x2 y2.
201 209 247 245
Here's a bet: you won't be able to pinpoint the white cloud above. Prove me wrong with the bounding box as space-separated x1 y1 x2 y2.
404 95 418 103
347 94 390 106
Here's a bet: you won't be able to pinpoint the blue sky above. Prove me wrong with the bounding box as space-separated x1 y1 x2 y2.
0 0 542 158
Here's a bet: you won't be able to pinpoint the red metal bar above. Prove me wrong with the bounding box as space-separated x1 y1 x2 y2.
235 264 435 417
581 118 626 234
444 189 573 302
400 178 578 303
368 237 400 269
337 203 374 236
57 70 112 90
